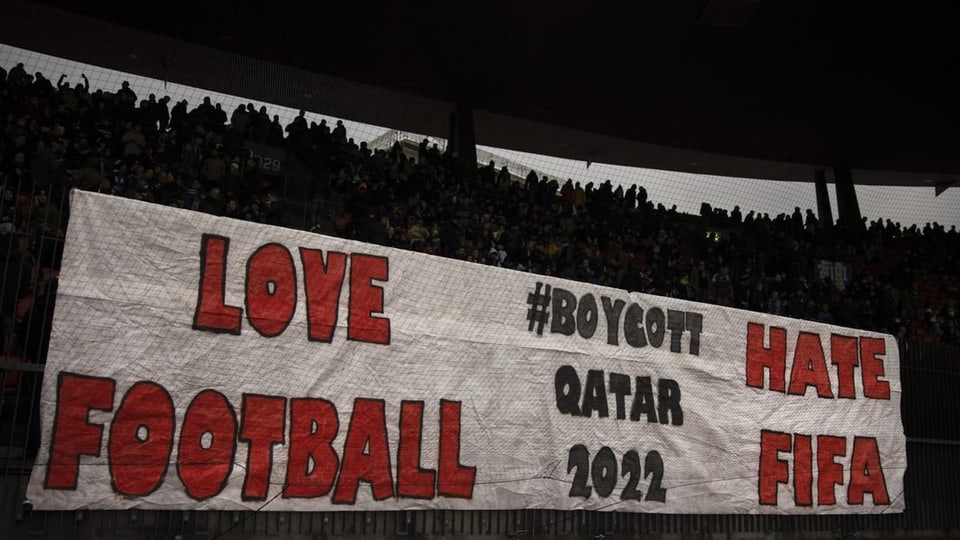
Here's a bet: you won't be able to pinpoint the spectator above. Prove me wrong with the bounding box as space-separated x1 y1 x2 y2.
7 62 29 86
121 124 146 156
201 148 227 182
117 80 137 104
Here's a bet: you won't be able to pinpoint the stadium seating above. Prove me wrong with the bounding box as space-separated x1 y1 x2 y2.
0 63 957 351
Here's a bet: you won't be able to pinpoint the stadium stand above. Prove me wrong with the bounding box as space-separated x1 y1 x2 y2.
0 61 957 362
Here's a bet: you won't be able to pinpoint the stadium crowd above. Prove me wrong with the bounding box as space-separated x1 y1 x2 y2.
0 61 958 361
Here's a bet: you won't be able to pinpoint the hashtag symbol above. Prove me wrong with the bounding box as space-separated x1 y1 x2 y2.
526 281 552 335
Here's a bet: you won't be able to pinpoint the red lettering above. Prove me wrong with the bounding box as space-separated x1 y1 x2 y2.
849 437 890 505
788 332 834 398
300 249 347 342
860 337 891 400
348 255 390 344
193 241 393 342
177 390 237 500
750 329 893 401
333 398 394 503
817 435 846 505
245 244 297 337
239 394 287 501
45 373 115 489
109 382 174 496
830 335 859 399
793 434 813 506
284 398 339 498
746 323 786 392
397 401 436 499
438 400 476 498
758 430 791 505
757 432 893 507
193 235 242 334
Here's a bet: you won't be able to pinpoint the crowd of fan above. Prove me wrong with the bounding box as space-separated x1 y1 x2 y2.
1 62 958 354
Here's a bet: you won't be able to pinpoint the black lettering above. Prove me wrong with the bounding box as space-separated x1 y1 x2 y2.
620 450 643 500
608 372 631 420
551 288 577 336
646 307 665 348
576 294 598 339
686 311 703 356
657 379 683 426
581 369 609 418
601 296 625 346
667 309 685 353
644 451 667 502
623 303 647 348
555 365 581 416
630 376 658 423
567 445 591 498
591 446 617 498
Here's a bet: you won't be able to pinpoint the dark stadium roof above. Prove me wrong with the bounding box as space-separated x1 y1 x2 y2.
2 0 960 190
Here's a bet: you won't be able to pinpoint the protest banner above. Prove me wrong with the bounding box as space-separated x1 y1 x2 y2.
27 191 905 513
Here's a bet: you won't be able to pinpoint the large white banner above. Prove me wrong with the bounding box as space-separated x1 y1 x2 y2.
27 191 905 513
